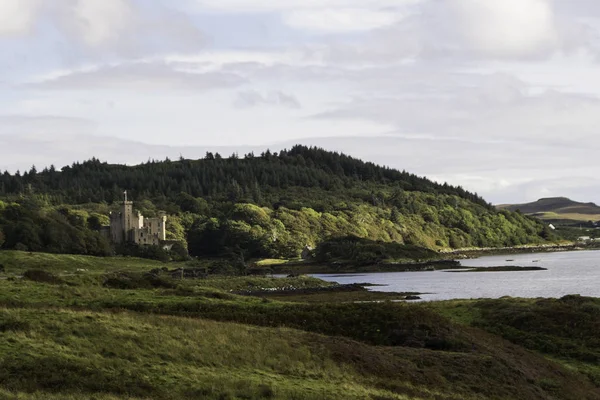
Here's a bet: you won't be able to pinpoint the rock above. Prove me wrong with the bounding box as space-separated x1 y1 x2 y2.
405 295 422 301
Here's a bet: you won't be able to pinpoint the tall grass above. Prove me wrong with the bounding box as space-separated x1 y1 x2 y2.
0 308 414 400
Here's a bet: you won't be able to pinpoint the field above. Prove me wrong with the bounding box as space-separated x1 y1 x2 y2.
0 250 599 399
533 212 600 222
0 251 177 276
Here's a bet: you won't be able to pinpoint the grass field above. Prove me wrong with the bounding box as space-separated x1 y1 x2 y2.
0 250 599 399
534 212 600 222
0 250 175 276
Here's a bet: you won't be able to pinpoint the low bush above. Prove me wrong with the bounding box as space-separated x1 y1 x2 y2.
102 272 176 290
22 269 64 285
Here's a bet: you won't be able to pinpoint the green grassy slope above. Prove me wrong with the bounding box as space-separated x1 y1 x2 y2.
0 308 411 400
430 296 600 388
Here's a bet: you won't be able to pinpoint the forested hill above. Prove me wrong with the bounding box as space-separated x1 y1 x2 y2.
1 145 487 207
0 146 552 261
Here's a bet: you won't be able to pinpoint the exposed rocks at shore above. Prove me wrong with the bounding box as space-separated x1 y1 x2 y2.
447 266 548 273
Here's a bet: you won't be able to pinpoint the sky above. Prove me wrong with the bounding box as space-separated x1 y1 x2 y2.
1 0 600 205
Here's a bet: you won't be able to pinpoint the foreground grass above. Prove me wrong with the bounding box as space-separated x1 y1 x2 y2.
0 250 176 276
429 296 600 387
2 301 597 400
0 307 413 400
1 275 599 399
1 251 600 399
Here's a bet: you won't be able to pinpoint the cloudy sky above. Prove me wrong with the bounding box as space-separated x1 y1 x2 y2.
1 0 600 204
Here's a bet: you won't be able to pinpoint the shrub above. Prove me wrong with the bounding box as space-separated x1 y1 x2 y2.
22 269 64 285
103 272 176 290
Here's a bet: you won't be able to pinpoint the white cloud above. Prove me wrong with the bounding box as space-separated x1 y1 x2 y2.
0 0 133 44
317 0 596 63
59 0 203 54
312 69 600 143
0 0 40 36
68 0 135 47
186 0 422 13
446 0 559 58
234 90 301 108
0 115 94 134
26 62 245 91
284 8 401 33
185 0 421 34
0 0 202 57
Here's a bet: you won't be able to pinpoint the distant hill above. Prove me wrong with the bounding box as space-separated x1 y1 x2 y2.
497 197 600 222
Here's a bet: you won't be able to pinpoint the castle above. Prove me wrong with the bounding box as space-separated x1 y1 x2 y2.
107 192 167 246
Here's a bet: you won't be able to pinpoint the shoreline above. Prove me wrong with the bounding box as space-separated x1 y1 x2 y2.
272 243 600 275
236 282 424 302
447 242 598 259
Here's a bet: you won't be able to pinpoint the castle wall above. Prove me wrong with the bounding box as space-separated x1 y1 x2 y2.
110 213 124 243
134 227 161 246
121 201 135 233
107 194 167 246
143 216 167 241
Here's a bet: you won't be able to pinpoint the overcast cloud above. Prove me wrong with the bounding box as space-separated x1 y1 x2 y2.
1 0 600 204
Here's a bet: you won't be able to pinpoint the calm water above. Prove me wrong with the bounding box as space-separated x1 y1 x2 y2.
312 250 600 301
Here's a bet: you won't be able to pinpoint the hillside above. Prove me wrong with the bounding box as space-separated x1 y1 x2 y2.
0 145 552 262
1 145 487 206
498 197 600 222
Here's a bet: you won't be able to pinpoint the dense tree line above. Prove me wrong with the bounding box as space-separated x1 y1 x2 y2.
314 236 439 266
185 194 550 260
0 146 552 260
0 145 489 208
0 197 112 256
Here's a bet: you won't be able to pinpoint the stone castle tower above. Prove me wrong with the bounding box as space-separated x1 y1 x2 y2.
109 191 167 246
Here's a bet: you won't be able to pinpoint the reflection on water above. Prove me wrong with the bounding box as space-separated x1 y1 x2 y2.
311 250 600 301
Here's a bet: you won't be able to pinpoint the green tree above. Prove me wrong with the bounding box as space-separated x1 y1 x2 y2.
88 213 109 231
169 242 190 261
176 192 208 214
391 207 401 224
